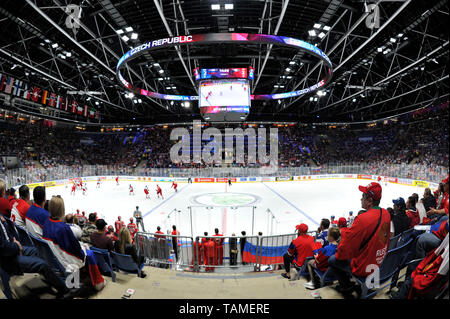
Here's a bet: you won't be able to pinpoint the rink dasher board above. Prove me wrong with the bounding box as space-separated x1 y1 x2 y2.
15 174 439 190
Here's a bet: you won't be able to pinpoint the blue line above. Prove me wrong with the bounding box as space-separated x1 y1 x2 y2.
262 182 319 226
143 184 190 218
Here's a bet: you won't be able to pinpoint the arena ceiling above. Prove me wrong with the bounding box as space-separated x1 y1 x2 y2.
0 0 448 125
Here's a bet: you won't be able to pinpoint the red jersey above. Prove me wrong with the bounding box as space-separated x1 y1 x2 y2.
439 192 449 214
115 220 125 233
155 230 165 239
212 234 224 246
157 187 162 194
335 207 391 277
127 223 138 237
144 188 149 195
0 198 11 218
406 209 420 228
287 234 315 268
11 198 30 226
171 230 180 245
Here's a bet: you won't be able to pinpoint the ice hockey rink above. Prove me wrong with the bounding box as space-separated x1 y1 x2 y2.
43 178 427 238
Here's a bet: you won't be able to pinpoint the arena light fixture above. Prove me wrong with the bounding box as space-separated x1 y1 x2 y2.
131 33 138 40
116 29 124 35
308 30 317 37
390 37 397 43
289 61 296 65
313 23 322 29
116 33 332 101
125 27 133 32
211 4 220 10
51 43 58 48
122 35 129 42
323 25 331 31
318 32 326 39
158 69 164 74
225 3 234 10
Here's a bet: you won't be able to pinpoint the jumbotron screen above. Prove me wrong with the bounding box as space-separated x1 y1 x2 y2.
199 79 250 122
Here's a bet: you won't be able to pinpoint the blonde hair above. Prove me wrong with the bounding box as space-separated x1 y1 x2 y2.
118 227 132 254
49 196 65 220
0 179 6 196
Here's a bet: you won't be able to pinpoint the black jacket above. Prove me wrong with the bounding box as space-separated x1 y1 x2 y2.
390 210 411 236
0 216 21 274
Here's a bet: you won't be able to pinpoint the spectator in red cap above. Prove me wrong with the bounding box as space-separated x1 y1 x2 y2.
338 217 347 228
328 182 391 296
426 175 449 222
281 223 314 279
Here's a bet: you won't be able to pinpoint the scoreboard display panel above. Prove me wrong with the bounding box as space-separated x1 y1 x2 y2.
199 79 250 121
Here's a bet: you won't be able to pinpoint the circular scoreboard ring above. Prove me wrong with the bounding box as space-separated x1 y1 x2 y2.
116 33 333 101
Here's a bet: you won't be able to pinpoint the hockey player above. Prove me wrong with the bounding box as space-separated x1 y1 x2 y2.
96 178 101 188
134 206 145 232
144 185 150 199
82 184 87 195
115 216 125 234
228 178 232 186
127 217 138 241
115 176 119 185
71 183 76 196
129 184 134 196
156 184 164 199
171 181 178 192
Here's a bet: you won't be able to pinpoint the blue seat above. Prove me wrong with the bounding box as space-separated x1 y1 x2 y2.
297 256 313 279
90 248 116 282
353 238 414 299
398 228 415 245
314 267 339 287
388 233 402 250
14 225 34 247
110 251 144 277
28 234 67 281
0 266 13 299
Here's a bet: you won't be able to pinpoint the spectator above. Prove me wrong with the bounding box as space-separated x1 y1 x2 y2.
281 223 314 279
81 213 98 244
114 227 146 278
338 217 347 229
315 219 330 246
10 185 31 227
304 227 340 290
416 219 448 259
90 219 114 251
422 188 436 213
106 225 118 242
0 179 11 218
43 196 106 291
24 186 49 239
406 196 420 228
65 213 82 241
348 211 355 227
390 197 411 236
213 228 224 266
7 188 17 209
0 214 69 297
154 226 165 239
229 233 238 266
171 225 180 261
240 231 247 265
328 182 391 296
427 175 449 221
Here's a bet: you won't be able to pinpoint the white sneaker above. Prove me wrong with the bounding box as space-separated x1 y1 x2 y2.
303 281 316 290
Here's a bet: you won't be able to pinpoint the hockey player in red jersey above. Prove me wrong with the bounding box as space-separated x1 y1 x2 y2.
156 185 164 199
82 184 87 195
171 181 178 192
71 183 76 195
115 216 125 234
115 176 119 185
144 185 150 199
96 177 101 188
127 217 138 240
129 184 134 196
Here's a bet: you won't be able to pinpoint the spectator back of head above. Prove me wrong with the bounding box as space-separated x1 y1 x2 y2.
33 186 46 206
19 185 30 200
96 219 107 231
88 213 97 223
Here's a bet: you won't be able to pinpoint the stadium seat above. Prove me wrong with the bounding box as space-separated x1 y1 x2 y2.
353 238 414 299
0 265 13 299
388 233 402 250
110 251 144 277
15 225 34 247
28 234 67 281
313 267 338 288
90 248 116 282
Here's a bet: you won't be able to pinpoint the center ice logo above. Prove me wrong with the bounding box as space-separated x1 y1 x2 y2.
170 120 279 174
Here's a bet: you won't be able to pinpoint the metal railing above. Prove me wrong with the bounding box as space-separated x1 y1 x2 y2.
2 163 447 187
134 231 323 273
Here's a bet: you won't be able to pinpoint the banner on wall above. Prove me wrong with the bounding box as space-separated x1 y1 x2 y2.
413 180 430 188
275 176 293 181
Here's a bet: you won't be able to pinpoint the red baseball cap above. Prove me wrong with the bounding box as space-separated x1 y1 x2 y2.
442 175 449 184
338 217 347 227
359 182 382 201
296 223 308 233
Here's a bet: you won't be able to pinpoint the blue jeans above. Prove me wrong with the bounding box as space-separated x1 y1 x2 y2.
328 255 353 288
416 233 442 259
17 246 66 292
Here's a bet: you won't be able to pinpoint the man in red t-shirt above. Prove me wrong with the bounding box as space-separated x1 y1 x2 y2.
154 226 165 239
11 185 31 227
329 182 391 295
281 223 315 279
0 179 11 218
115 216 125 234
127 217 138 240
212 228 224 266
